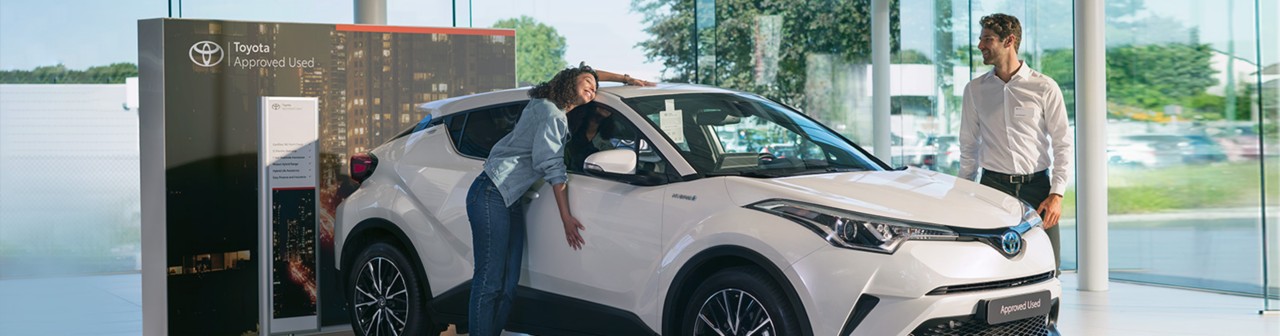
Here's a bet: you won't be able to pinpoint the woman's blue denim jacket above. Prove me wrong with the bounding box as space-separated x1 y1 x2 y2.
483 98 570 207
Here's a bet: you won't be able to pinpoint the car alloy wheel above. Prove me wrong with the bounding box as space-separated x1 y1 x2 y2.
681 266 802 336
348 242 433 336
354 256 409 336
693 288 776 336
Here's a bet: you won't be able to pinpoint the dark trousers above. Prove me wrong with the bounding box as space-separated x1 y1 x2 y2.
980 170 1061 269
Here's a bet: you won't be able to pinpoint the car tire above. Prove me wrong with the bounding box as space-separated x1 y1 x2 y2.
347 241 434 336
680 266 803 336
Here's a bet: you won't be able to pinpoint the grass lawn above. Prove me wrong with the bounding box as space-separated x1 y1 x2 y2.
1061 159 1278 216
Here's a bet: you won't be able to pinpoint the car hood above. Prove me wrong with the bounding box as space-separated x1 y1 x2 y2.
724 167 1026 230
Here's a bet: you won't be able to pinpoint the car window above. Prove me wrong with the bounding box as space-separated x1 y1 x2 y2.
627 93 881 176
567 103 674 185
447 102 526 158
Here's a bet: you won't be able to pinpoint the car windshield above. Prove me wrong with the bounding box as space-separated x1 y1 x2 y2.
624 93 882 177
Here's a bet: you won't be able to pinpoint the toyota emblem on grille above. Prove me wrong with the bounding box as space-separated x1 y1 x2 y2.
1001 230 1022 255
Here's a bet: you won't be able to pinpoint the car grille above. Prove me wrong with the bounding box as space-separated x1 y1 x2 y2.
909 314 1051 336
927 271 1054 295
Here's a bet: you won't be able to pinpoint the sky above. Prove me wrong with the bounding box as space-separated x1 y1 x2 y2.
0 0 1274 76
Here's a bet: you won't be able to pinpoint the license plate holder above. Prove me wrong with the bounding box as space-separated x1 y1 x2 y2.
980 290 1051 325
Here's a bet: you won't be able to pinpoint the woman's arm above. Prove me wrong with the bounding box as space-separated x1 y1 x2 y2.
553 182 585 250
594 69 655 86
527 103 585 249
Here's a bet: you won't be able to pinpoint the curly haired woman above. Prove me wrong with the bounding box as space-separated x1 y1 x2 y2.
464 63 653 335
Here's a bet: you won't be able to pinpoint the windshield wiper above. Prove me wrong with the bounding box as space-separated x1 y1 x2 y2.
800 161 867 172
704 171 781 178
822 166 867 173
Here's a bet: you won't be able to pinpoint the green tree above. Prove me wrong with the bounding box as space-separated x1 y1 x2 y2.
1039 48 1076 118
1107 43 1217 110
1232 81 1257 121
893 49 932 64
492 16 567 87
1040 43 1217 119
632 0 901 110
0 63 138 84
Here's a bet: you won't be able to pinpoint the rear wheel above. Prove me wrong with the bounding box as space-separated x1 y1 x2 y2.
681 266 802 336
348 242 433 336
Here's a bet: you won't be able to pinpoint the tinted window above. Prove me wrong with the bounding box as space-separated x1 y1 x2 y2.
449 102 526 158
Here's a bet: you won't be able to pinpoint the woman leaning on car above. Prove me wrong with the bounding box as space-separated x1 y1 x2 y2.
463 62 653 336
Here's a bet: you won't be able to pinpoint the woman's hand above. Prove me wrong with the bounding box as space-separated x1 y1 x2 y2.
597 68 656 87
624 75 655 87
561 215 586 250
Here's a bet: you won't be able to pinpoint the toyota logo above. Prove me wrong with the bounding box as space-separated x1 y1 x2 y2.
1000 230 1022 256
189 41 224 67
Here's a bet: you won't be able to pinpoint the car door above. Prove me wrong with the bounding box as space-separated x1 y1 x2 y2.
523 104 667 315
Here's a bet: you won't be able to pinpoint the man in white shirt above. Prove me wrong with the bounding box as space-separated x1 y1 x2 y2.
959 13 1073 268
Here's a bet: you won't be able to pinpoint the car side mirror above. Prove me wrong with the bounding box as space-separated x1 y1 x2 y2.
584 149 637 175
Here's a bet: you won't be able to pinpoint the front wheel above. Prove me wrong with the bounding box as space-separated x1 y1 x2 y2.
347 242 434 336
681 266 803 336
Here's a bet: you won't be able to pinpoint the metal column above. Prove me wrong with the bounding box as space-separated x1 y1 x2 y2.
355 0 387 25
872 0 891 160
1076 0 1109 292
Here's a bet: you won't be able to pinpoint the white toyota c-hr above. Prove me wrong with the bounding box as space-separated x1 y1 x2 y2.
335 83 1061 336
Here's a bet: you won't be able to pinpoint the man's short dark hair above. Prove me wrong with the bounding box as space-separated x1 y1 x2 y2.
980 13 1022 50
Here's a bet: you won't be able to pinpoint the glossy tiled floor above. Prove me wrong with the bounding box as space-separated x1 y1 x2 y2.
3 273 1277 335
1056 272 1279 336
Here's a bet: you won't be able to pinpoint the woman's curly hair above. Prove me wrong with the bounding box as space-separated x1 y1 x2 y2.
528 64 598 109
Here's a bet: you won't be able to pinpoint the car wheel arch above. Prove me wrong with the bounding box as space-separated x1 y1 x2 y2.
661 245 814 336
340 218 434 298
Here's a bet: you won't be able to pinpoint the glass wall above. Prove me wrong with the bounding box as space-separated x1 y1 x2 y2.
0 2 162 280
1098 0 1271 297
1260 0 1280 310
458 0 663 87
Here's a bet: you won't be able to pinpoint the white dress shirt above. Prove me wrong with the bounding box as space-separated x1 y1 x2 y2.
958 61 1073 196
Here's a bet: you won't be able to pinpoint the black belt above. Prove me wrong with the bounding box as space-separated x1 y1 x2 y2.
983 169 1047 184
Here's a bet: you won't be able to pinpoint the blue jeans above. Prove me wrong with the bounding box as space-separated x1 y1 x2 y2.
465 172 526 336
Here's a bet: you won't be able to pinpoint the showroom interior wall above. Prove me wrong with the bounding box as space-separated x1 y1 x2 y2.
1 0 1278 332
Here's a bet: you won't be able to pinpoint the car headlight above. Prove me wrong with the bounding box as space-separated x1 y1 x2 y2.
748 199 958 254
1020 201 1043 228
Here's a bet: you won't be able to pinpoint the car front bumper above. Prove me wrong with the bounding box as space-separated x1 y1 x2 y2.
787 226 1061 336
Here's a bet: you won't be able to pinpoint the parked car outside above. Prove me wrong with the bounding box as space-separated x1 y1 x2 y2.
921 134 960 174
335 84 1061 336
1209 125 1265 161
1179 135 1228 164
889 133 939 170
1108 134 1183 168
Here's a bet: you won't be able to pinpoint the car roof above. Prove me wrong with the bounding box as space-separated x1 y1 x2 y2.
415 83 746 118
